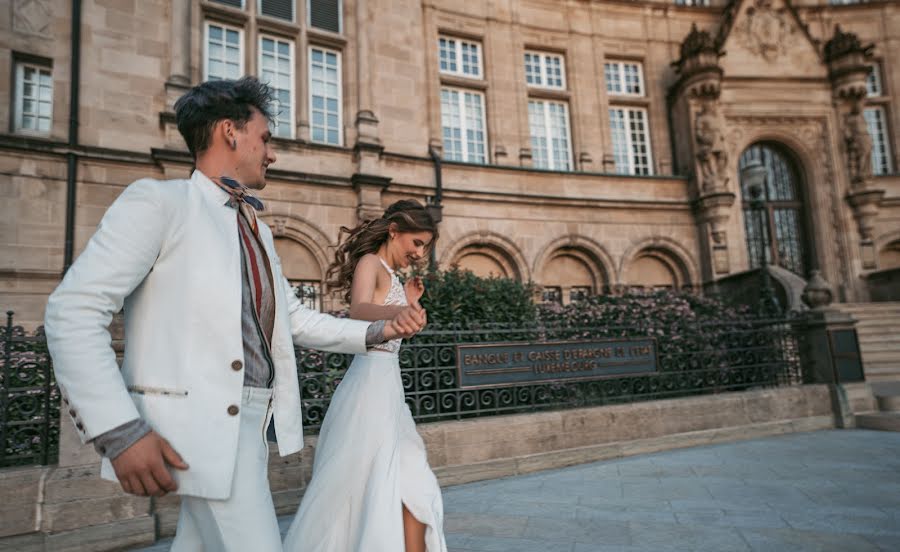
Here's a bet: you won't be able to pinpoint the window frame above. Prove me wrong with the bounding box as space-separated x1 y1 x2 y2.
308 44 343 146
608 106 654 176
258 0 295 22
203 21 245 82
258 34 296 139
307 0 342 34
524 50 566 90
866 62 884 98
604 60 646 98
13 61 53 136
438 35 484 80
528 98 573 171
439 86 489 164
865 106 894 175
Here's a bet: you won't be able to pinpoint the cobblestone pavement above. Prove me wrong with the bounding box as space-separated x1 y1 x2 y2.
134 429 900 551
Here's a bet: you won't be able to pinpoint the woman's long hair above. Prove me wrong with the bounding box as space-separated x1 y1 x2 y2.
326 199 439 304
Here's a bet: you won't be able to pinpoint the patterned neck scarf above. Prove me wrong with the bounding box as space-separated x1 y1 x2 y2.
212 175 265 237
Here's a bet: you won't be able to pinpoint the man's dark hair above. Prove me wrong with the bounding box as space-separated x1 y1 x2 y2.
174 76 274 158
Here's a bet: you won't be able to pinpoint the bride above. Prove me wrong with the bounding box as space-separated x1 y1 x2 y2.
283 199 447 552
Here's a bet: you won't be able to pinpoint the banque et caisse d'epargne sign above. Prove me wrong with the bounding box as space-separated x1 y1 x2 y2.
456 338 658 389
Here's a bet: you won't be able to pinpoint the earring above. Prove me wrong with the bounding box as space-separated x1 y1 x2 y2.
231 138 237 150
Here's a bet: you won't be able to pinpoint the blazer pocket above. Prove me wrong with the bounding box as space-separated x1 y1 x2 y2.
127 385 189 397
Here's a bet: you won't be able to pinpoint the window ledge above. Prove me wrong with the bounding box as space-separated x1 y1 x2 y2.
527 87 571 101
201 1 250 26
608 96 651 108
440 73 488 90
257 15 301 38
307 27 347 49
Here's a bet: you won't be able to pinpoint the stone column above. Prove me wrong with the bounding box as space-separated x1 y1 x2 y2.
825 25 885 270
670 24 735 283
165 0 192 110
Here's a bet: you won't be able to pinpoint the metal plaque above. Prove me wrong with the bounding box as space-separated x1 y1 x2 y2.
456 338 658 389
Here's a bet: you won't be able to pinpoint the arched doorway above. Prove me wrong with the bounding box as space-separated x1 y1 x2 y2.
274 237 325 311
539 247 604 304
739 143 810 277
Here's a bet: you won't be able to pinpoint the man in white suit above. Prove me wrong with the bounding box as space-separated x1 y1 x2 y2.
44 77 426 550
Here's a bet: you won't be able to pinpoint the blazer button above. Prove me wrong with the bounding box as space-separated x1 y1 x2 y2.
76 422 84 431
227 405 240 416
69 409 76 417
231 360 243 371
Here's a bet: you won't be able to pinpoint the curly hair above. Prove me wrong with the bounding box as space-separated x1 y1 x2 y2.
326 200 439 304
174 76 275 158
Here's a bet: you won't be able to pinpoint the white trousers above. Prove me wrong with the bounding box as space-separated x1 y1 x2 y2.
170 386 282 552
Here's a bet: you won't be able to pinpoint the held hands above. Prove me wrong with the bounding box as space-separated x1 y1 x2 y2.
384 305 427 340
111 430 188 497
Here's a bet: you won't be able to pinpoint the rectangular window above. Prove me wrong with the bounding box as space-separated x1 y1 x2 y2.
570 286 591 303
211 0 244 7
205 22 243 81
675 0 710 5
867 63 883 97
14 62 53 135
308 46 342 145
524 51 565 90
440 88 487 163
604 61 644 97
289 280 322 311
438 36 482 79
260 0 293 21
609 107 653 175
259 36 294 138
865 107 893 175
542 287 562 304
308 0 341 33
528 100 572 171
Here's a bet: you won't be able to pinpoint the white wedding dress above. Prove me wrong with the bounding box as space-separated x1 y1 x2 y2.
283 258 447 552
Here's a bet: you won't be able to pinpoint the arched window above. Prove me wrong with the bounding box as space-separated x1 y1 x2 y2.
739 144 809 277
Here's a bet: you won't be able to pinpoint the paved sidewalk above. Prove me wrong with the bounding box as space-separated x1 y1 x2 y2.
134 429 900 551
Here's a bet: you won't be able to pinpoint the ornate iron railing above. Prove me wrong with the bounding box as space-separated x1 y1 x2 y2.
298 316 803 433
0 312 60 468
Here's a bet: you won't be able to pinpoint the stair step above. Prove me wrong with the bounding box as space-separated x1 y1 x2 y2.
856 412 900 432
862 351 900 362
859 343 900 353
877 395 900 412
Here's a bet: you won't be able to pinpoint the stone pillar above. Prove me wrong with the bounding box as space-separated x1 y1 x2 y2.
352 173 391 223
670 24 735 283
796 271 869 428
825 25 885 270
165 0 192 110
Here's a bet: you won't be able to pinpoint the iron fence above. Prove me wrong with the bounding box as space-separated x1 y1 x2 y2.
0 312 60 468
298 315 803 433
0 310 804 465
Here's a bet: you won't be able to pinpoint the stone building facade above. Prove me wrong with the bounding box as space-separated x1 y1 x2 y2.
1 0 899 327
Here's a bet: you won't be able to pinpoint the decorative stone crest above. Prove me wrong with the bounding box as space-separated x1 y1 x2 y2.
801 270 834 310
735 0 796 62
13 0 52 37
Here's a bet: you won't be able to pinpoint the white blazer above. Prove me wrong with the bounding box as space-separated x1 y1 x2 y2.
44 170 369 499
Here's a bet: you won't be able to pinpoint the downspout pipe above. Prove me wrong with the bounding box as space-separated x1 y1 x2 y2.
63 0 82 272
427 147 444 271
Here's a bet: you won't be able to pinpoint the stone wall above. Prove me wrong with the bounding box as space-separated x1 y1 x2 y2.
0 383 871 551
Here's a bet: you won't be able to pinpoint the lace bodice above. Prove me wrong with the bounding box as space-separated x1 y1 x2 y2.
369 257 407 354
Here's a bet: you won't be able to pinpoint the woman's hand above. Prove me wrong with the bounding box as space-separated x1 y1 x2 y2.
404 276 424 309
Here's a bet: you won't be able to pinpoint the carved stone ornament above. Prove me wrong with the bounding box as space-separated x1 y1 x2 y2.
801 270 834 310
735 0 796 62
695 101 729 193
13 0 52 37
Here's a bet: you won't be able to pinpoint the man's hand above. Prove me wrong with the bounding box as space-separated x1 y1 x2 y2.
111 431 189 497
385 306 427 340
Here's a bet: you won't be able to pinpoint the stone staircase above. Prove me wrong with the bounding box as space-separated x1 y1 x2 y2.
836 302 900 383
